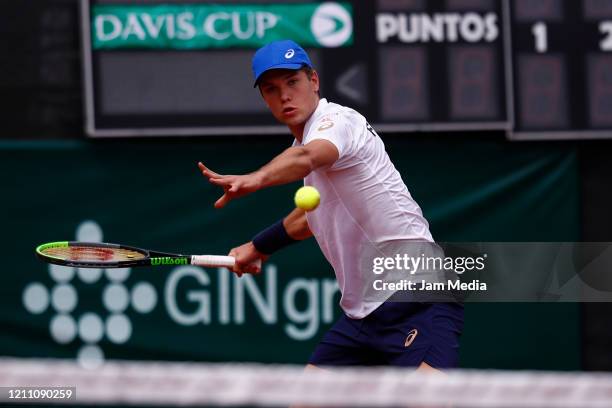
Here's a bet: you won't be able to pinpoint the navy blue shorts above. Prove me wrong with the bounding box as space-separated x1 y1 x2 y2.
309 302 464 368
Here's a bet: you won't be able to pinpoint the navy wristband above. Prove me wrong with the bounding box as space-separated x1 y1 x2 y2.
252 219 297 255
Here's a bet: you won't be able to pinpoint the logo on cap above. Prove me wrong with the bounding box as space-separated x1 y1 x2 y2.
285 49 295 59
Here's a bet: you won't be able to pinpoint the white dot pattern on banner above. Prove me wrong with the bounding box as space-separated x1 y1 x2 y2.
131 282 157 314
77 345 104 370
78 313 104 344
103 284 129 313
106 314 132 344
50 314 77 344
76 221 103 242
51 284 78 313
105 267 131 283
22 283 49 314
77 267 103 284
49 264 75 283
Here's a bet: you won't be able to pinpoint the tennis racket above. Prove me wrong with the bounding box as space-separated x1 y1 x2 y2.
35 241 259 269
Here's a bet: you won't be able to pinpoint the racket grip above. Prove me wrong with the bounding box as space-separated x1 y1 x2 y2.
190 256 263 271
191 255 235 267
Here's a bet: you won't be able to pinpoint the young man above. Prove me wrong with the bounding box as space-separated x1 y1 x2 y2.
198 40 463 371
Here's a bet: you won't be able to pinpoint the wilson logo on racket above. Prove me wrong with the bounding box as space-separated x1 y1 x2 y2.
150 257 189 266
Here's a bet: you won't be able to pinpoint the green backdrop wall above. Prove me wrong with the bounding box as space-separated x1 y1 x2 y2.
0 136 579 369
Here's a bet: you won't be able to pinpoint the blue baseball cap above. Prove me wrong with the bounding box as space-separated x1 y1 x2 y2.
251 40 313 87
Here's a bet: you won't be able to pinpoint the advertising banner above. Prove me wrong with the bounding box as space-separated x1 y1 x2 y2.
0 139 580 369
92 3 353 49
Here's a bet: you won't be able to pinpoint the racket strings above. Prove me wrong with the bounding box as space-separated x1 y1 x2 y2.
42 246 146 262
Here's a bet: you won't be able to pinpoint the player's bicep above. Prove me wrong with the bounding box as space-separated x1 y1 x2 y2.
303 139 340 170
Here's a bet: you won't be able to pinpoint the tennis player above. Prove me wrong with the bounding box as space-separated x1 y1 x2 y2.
199 40 463 372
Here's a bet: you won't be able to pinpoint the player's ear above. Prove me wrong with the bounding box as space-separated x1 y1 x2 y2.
311 70 320 93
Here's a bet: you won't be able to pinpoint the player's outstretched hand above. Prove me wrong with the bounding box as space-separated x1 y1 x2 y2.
198 162 262 208
228 241 268 277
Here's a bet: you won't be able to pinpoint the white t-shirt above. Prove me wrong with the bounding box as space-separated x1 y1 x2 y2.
294 99 434 319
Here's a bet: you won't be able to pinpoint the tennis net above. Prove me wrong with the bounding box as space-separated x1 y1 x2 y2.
0 358 611 407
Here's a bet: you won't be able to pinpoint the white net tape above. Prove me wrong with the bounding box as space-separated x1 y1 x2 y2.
1 358 612 407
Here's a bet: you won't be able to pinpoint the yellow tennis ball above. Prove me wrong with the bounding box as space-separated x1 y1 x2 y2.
295 186 320 211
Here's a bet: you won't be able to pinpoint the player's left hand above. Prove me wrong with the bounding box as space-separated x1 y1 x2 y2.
198 162 262 208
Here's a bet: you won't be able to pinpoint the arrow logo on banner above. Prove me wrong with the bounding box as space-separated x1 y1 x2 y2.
310 2 353 47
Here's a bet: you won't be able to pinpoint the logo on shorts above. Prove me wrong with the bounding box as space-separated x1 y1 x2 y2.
404 329 418 347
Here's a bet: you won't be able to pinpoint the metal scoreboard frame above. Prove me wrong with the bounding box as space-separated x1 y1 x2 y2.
81 0 612 140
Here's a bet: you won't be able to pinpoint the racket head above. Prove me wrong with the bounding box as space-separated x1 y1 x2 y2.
35 241 150 268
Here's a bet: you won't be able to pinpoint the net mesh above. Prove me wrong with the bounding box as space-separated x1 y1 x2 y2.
41 246 146 262
1 358 611 407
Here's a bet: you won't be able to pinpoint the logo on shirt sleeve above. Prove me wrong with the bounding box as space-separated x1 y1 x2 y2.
317 118 335 131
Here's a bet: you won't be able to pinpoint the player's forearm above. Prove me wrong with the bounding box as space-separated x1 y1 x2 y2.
254 147 314 188
283 208 313 241
251 209 310 256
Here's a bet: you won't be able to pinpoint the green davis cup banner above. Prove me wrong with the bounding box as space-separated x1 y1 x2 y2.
92 2 354 49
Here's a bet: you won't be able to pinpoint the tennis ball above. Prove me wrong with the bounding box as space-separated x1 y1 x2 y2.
295 186 320 211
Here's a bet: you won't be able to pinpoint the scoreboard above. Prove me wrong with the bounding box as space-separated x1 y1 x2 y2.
81 0 612 139
510 0 612 139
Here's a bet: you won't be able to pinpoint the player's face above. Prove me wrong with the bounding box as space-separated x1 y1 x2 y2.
258 69 320 128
